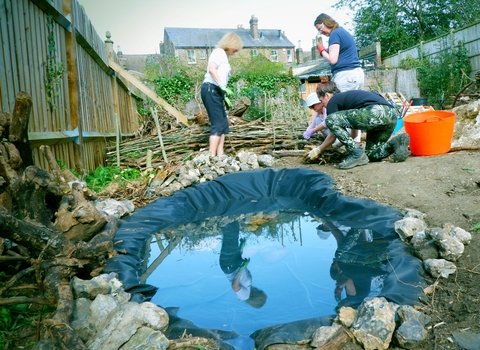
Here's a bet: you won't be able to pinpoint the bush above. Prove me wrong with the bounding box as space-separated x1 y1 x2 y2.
228 55 301 121
416 42 471 109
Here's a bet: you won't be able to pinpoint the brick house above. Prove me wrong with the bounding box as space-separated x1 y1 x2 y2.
161 15 296 68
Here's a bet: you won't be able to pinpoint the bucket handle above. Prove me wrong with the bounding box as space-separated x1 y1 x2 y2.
425 117 442 123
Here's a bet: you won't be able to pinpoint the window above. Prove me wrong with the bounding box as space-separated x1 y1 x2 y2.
199 50 206 60
250 49 258 58
287 49 292 63
187 50 196 64
270 50 278 62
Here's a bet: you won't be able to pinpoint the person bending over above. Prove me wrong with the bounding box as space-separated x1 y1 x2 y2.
306 81 410 169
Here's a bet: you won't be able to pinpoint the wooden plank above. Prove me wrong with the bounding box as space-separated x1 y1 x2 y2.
35 2 49 130
5 0 19 109
108 59 189 126
25 0 41 128
0 0 9 111
63 0 79 130
30 0 72 31
13 0 28 96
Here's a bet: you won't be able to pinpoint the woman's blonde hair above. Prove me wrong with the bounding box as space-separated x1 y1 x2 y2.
217 32 244 51
314 13 339 31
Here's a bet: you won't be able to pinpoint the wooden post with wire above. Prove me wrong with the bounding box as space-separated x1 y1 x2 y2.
151 108 168 163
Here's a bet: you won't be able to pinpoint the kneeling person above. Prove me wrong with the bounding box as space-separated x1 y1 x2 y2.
310 81 410 169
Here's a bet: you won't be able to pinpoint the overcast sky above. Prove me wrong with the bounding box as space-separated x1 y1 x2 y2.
77 0 354 55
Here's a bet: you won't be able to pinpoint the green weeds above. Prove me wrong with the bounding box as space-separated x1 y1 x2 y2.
85 166 144 193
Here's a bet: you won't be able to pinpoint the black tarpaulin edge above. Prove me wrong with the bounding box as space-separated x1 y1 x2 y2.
103 168 427 348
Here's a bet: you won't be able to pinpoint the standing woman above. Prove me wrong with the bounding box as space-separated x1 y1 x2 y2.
201 32 243 157
314 13 364 91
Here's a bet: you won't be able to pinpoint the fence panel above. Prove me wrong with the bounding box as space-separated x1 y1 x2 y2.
0 0 140 173
383 20 480 74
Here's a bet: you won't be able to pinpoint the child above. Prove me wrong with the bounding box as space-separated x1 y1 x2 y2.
303 93 326 137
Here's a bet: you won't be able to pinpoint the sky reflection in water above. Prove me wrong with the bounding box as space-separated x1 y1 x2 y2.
146 210 388 349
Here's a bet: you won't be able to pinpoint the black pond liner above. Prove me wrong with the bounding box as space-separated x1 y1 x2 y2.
104 168 427 350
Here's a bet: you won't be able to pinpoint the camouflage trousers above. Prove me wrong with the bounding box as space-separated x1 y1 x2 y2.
325 105 399 161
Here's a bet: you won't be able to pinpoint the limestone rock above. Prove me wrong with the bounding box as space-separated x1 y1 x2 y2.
351 297 396 350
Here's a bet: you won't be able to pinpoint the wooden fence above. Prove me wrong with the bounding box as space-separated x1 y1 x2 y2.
382 20 480 74
0 0 140 173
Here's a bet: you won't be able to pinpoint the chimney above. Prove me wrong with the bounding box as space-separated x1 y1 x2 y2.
250 14 259 40
296 48 303 64
278 30 282 38
296 40 303 64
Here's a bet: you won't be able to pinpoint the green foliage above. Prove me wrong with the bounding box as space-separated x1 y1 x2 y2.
85 166 144 193
398 56 423 70
145 55 203 79
231 55 289 76
472 223 480 231
333 0 480 57
56 160 151 193
0 272 55 348
141 56 203 113
143 55 161 81
243 103 271 122
141 53 302 123
228 55 301 121
229 55 299 95
0 304 54 348
153 72 196 107
136 99 152 117
416 42 471 108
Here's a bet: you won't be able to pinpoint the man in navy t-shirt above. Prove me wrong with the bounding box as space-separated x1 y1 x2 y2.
306 81 410 169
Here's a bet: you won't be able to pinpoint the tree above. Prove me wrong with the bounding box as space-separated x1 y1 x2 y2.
334 0 480 57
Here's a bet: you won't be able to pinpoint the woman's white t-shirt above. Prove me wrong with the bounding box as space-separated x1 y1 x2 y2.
203 48 231 87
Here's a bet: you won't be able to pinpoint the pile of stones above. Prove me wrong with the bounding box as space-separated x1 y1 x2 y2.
148 151 275 197
311 208 472 350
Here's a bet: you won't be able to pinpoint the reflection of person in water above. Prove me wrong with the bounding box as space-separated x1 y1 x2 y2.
219 221 267 308
319 220 387 309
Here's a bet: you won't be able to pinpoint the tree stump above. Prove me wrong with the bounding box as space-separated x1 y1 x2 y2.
0 92 118 349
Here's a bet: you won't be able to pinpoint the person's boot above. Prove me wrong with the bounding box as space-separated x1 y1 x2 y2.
390 133 410 162
338 147 369 169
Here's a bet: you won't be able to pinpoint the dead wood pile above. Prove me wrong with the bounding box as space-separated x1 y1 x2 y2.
0 92 118 349
105 115 309 170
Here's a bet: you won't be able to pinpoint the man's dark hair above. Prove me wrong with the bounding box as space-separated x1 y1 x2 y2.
316 81 340 98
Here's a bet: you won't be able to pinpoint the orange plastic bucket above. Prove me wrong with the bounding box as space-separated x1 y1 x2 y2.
403 111 455 156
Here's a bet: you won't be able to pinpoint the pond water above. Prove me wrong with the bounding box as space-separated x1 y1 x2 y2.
106 168 426 350
144 210 389 349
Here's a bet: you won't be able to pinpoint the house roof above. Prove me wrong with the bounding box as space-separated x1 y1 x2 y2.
293 60 332 79
164 27 295 49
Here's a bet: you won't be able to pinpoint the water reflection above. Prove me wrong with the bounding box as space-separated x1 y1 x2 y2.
322 220 388 310
142 210 393 349
220 221 267 308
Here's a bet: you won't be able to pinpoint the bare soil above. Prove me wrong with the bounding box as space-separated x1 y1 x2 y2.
274 150 480 349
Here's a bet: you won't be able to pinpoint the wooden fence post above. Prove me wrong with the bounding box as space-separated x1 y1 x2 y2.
63 0 84 176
